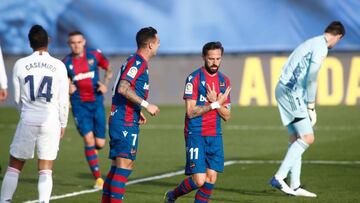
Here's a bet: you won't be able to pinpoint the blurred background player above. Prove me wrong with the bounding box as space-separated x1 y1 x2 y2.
63 31 113 189
102 27 160 203
0 45 8 174
0 24 69 203
270 21 345 197
0 45 7 102
164 41 231 203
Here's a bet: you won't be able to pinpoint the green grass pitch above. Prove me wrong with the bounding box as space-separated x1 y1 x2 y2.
1 106 359 203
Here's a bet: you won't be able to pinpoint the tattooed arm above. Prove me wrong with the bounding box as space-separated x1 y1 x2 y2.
118 79 159 116
185 99 212 119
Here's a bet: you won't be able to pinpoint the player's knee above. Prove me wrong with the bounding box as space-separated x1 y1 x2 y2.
192 176 206 187
95 143 105 150
302 134 315 145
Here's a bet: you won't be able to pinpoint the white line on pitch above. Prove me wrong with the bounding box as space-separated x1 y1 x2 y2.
23 159 360 203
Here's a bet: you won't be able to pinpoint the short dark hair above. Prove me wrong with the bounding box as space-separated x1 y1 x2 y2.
136 27 157 49
324 21 345 37
28 25 48 50
202 41 224 56
68 30 84 37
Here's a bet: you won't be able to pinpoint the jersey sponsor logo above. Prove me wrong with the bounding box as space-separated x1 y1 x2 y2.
143 82 149 90
201 81 206 86
122 130 128 137
88 59 94 66
73 71 95 81
127 67 138 78
185 82 193 94
199 94 208 102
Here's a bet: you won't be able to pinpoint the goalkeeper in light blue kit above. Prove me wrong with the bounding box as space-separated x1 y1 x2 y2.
270 21 345 197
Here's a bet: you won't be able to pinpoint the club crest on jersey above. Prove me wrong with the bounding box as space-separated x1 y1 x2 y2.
185 83 193 94
88 59 94 66
127 67 138 78
199 94 208 102
122 131 128 137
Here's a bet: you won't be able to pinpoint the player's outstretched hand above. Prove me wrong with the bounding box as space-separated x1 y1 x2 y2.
217 87 231 105
69 84 77 95
206 83 217 103
145 104 160 116
60 127 65 138
97 81 107 94
139 111 147 125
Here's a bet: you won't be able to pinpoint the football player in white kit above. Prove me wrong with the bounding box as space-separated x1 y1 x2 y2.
0 25 69 203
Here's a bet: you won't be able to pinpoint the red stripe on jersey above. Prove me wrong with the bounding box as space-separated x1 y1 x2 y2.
124 98 135 124
113 174 128 183
90 50 109 70
201 69 220 136
72 53 95 102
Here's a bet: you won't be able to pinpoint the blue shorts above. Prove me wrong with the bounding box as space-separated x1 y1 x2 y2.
275 83 308 126
185 135 224 175
71 98 106 138
108 121 139 161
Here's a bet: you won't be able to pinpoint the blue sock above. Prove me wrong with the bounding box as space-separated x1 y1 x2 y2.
195 182 214 203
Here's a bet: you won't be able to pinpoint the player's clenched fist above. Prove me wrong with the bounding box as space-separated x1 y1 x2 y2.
145 103 160 116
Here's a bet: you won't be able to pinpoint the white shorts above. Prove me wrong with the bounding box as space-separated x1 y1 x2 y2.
10 120 61 160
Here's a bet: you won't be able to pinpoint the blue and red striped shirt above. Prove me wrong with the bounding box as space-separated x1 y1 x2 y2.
63 48 109 102
110 52 149 126
183 67 231 137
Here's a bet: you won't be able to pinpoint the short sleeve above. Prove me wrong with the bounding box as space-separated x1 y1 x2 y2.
120 58 145 85
183 74 198 100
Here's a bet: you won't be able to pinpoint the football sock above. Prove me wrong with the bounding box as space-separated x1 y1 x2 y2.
38 169 53 203
169 176 198 200
290 156 302 189
110 167 132 203
276 139 308 179
85 145 101 179
102 165 116 203
0 167 20 202
195 182 214 203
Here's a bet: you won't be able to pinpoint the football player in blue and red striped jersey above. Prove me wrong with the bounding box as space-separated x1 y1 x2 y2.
102 27 160 203
164 42 231 203
63 31 113 189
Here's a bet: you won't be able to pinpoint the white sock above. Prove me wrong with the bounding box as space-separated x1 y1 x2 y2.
290 156 302 189
0 167 20 203
276 139 308 179
38 170 53 203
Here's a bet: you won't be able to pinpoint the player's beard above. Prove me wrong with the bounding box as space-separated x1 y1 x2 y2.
205 64 219 74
